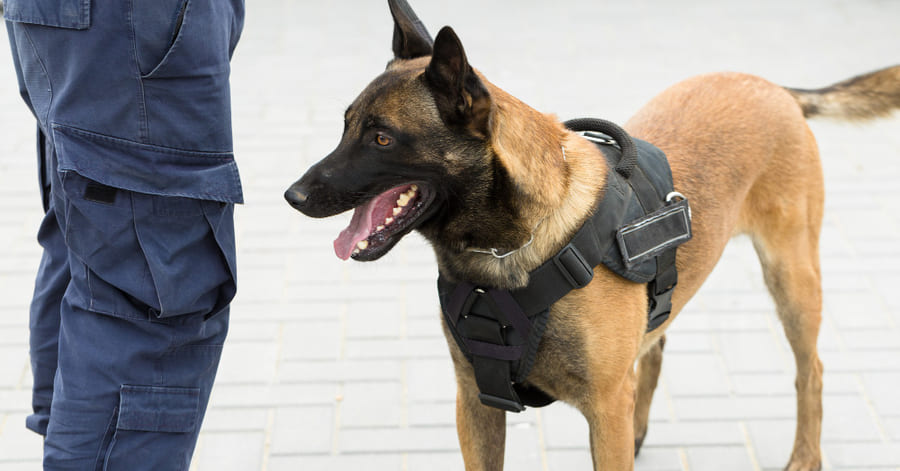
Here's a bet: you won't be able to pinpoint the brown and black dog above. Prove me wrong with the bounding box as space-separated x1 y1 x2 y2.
285 1 900 469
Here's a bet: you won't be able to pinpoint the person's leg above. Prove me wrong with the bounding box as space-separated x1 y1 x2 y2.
42 171 234 470
44 301 229 470
25 168 67 436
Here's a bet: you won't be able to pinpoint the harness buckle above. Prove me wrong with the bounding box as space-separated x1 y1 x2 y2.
478 393 526 413
646 279 675 331
553 244 594 289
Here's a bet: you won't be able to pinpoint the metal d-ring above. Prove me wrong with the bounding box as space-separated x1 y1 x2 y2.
666 191 691 220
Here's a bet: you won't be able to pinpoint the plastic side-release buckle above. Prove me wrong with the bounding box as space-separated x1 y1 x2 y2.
478 393 526 413
646 279 674 331
553 244 594 289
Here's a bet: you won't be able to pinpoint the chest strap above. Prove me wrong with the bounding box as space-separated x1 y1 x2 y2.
438 119 692 412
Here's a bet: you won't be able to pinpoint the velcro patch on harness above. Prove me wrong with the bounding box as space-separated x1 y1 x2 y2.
616 199 692 269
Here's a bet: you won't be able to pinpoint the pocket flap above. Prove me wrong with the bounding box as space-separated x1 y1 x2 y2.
52 123 243 203
118 385 200 433
3 0 91 29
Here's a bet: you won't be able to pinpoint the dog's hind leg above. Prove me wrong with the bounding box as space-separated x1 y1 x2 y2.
633 335 665 456
746 164 825 471
754 231 824 471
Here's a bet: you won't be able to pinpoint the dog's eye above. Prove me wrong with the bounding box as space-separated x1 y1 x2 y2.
375 134 393 147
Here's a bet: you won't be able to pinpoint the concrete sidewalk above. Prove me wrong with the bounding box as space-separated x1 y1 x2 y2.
2 1 899 469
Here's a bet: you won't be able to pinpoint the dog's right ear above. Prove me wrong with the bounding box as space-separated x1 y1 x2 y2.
389 0 433 59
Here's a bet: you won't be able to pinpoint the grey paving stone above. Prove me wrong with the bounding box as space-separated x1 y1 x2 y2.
270 406 334 455
825 293 894 329
277 359 404 384
338 426 459 454
717 331 792 374
861 372 900 417
345 300 404 339
343 337 449 361
822 394 884 442
671 396 795 421
406 358 457 403
824 442 900 469
503 423 545 471
215 341 279 385
540 403 590 450
340 381 403 428
0 347 27 389
643 422 746 448
281 320 343 361
408 401 456 428
0 414 42 462
745 420 796 470
193 432 265 471
267 454 404 471
406 452 465 471
661 353 732 397
0 390 30 414
207 384 338 409
662 332 715 353
546 449 595 471
200 407 269 433
685 446 756 471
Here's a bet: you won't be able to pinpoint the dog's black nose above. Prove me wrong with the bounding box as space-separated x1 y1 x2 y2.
284 186 309 209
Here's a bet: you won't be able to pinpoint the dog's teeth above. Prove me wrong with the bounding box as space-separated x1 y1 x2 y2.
357 240 369 250
385 217 394 225
392 206 402 216
410 184 418 192
352 248 360 256
376 225 385 231
397 193 411 207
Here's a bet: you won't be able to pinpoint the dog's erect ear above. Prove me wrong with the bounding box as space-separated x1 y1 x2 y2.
389 0 433 59
425 27 492 138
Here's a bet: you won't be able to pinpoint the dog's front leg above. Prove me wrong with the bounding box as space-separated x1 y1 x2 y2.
454 367 507 471
584 368 637 470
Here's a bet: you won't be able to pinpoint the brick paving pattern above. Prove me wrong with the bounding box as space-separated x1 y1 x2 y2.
1 1 899 469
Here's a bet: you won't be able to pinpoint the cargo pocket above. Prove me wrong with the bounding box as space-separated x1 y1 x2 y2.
60 170 236 321
102 385 200 470
132 193 237 320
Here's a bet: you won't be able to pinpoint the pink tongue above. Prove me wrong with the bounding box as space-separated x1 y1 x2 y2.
333 201 376 260
333 186 409 260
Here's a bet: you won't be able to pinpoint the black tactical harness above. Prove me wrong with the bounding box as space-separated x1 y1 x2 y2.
437 119 693 412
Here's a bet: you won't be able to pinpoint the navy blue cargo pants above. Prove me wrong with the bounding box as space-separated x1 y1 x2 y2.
5 0 244 469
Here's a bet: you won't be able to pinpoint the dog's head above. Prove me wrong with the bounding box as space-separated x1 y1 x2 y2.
285 1 502 261
286 1 571 270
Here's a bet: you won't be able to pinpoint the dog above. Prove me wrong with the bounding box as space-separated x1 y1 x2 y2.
285 1 900 469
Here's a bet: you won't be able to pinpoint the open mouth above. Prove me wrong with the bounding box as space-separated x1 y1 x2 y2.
333 183 434 261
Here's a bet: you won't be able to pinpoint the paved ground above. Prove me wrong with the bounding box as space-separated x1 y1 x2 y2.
2 1 899 470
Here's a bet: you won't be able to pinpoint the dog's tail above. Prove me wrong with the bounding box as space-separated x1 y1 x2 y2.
786 65 900 121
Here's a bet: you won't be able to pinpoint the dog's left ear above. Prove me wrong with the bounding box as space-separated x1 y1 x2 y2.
425 27 492 138
389 0 433 59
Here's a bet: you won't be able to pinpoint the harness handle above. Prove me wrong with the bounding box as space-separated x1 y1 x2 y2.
564 118 638 179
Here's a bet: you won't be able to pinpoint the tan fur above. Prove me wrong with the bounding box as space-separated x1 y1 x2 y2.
444 67 897 471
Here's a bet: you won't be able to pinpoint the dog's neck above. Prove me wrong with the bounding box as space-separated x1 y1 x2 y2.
430 86 610 290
